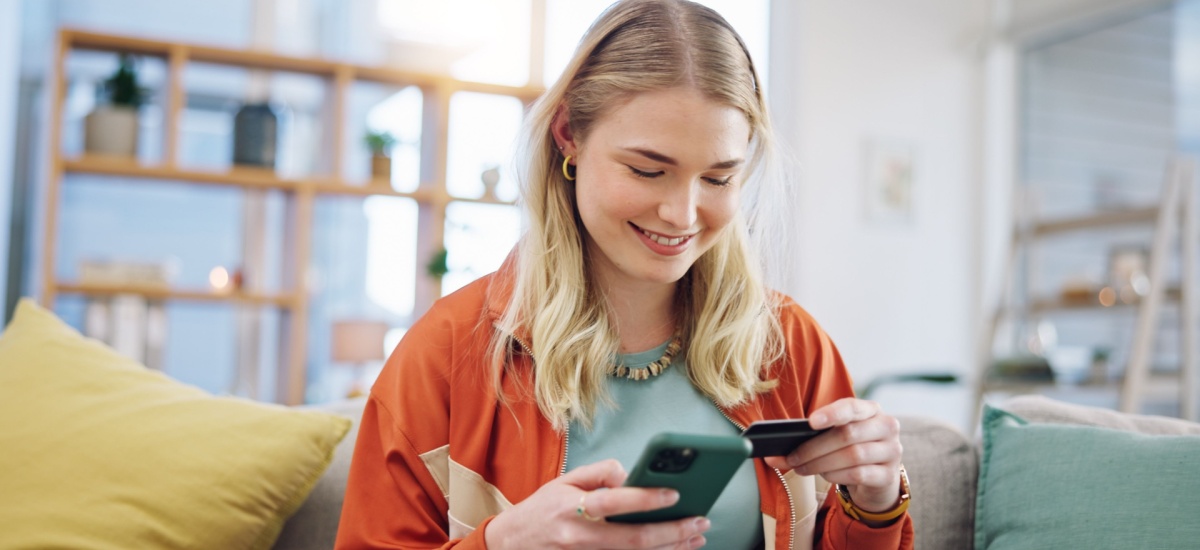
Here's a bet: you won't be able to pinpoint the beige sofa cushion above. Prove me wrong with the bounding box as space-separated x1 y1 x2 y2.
895 415 977 550
1002 394 1200 436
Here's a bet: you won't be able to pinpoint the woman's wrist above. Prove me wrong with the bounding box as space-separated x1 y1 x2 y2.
835 465 911 526
846 480 901 512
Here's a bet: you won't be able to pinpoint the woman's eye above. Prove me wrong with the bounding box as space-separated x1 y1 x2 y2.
628 166 663 179
705 176 735 187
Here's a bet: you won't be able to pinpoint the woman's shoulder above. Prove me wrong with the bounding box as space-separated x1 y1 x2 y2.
417 271 508 328
766 290 824 333
391 274 504 357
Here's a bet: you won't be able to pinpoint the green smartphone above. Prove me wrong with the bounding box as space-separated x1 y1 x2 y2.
607 432 753 523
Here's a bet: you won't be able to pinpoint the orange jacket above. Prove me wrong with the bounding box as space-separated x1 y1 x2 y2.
336 266 913 549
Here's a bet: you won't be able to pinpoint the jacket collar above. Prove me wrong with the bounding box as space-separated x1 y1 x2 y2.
483 252 533 347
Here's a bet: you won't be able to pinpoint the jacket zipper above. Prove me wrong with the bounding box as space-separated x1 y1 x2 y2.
712 402 796 550
510 334 571 477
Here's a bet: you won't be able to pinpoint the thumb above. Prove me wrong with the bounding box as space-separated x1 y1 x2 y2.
559 458 628 490
764 456 793 472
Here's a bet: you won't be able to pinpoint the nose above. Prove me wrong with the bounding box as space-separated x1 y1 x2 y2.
657 180 698 230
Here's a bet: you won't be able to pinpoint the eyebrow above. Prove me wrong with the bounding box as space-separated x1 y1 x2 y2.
623 147 743 170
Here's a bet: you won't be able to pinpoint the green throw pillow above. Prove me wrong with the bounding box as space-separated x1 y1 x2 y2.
975 405 1200 549
0 299 351 549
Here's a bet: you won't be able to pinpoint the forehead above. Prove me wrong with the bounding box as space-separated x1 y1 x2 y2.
587 88 752 162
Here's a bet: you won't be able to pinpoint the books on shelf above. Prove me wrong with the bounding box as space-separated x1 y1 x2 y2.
80 260 170 369
79 260 171 289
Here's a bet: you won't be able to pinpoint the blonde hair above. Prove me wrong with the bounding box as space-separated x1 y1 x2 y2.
491 0 784 430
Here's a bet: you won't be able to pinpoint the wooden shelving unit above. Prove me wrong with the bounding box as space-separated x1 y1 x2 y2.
1025 207 1159 237
55 282 295 308
42 29 541 405
1028 287 1182 314
62 155 511 206
977 157 1199 421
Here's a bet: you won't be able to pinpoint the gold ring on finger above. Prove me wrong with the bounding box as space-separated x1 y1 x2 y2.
576 492 603 522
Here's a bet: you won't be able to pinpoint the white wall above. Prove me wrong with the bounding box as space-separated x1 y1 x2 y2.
0 0 21 315
774 0 988 429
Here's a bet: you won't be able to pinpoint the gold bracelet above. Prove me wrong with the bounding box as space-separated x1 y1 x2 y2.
834 465 911 523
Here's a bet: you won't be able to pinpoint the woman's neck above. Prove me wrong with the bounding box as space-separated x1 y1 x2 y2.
601 279 678 354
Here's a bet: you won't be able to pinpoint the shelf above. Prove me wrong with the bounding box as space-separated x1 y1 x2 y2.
64 156 316 191
310 181 436 200
1023 206 1158 237
1027 287 1182 313
311 182 516 206
56 282 295 307
62 29 543 102
63 156 518 206
983 372 1181 397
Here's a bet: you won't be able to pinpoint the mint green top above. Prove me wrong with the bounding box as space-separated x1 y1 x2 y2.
565 340 763 548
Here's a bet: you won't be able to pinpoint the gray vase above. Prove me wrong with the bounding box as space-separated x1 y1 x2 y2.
232 102 278 168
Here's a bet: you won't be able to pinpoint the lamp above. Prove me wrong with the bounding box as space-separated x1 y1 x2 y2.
330 319 390 398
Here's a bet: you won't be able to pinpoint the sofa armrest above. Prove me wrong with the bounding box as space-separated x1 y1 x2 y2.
897 415 977 550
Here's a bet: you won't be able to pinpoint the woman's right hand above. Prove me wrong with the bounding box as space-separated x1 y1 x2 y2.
483 459 710 549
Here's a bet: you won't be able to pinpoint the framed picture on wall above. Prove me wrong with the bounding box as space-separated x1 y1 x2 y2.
863 139 916 225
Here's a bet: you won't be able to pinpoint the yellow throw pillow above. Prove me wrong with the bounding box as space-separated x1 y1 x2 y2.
0 299 351 549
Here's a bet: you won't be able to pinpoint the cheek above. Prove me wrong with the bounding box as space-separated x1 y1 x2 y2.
573 177 622 237
704 190 741 233
576 174 640 226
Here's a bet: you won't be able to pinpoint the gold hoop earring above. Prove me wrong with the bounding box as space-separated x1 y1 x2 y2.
562 155 576 181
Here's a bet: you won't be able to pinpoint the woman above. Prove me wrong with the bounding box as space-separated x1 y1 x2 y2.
336 1 913 548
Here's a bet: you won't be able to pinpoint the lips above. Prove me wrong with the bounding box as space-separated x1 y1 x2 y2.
632 223 693 247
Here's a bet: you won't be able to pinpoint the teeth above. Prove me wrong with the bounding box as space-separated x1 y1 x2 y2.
640 228 687 246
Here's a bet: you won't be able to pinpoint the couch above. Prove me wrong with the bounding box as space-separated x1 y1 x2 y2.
9 299 1196 549
271 394 1200 550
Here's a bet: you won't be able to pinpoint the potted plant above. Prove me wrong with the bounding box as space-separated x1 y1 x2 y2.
84 54 149 158
364 130 397 184
426 247 449 281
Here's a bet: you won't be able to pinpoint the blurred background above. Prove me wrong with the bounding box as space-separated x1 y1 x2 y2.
0 0 1196 432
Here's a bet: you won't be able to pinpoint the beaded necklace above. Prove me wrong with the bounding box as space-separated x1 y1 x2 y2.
607 334 683 381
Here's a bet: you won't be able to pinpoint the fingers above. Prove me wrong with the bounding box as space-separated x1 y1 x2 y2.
818 463 900 489
763 455 790 471
581 486 680 519
560 458 629 490
787 420 902 473
599 516 711 550
786 407 900 471
655 535 707 550
760 398 903 500
489 458 710 550
808 397 880 430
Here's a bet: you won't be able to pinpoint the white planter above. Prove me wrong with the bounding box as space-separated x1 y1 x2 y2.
84 105 139 157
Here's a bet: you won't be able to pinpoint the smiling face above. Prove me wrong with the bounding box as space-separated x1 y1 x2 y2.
557 87 751 293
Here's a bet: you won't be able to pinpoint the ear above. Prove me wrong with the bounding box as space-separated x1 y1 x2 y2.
550 104 578 157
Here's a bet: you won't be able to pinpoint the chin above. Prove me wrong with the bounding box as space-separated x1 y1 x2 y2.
635 264 692 286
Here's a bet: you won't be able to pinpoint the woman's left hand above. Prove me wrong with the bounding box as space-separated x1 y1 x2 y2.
763 398 903 513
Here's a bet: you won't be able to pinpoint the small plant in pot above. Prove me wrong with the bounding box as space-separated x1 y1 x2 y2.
364 130 397 185
426 247 450 281
84 54 149 158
